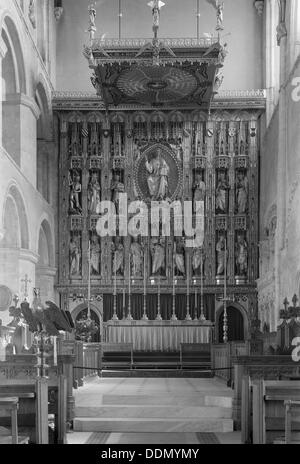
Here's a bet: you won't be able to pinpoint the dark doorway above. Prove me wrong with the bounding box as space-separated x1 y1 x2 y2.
75 308 101 342
218 306 245 342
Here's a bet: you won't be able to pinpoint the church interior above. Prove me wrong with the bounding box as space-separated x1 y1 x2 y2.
0 0 300 446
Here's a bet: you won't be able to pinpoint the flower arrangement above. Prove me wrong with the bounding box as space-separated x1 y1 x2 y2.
75 316 99 342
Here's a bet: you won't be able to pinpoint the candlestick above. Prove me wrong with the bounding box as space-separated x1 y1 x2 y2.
186 254 192 321
122 279 126 320
171 278 177 321
112 249 119 321
156 275 162 321
223 239 228 343
194 279 198 321
199 248 206 321
87 241 91 319
52 336 57 366
142 249 148 320
127 254 133 320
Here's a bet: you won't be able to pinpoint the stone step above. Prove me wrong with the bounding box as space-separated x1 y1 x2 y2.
75 405 232 419
95 394 233 408
73 417 234 433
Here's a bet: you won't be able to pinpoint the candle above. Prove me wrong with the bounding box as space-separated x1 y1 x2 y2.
88 241 91 319
128 253 131 295
114 264 117 295
144 251 146 296
187 256 190 296
53 336 57 366
123 280 125 307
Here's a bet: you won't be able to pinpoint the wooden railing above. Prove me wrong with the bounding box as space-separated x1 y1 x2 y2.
83 343 101 378
211 342 249 384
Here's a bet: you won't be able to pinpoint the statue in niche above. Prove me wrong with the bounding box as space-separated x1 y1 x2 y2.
193 173 206 213
216 235 227 276
236 171 248 214
70 236 81 276
145 149 170 200
90 235 101 276
235 234 248 277
130 237 143 278
150 237 166 276
88 172 101 214
69 171 82 214
112 237 124 276
111 173 125 214
216 170 229 214
174 238 185 277
192 247 205 276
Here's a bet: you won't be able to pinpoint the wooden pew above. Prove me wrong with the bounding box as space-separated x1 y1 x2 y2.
284 400 300 444
0 397 29 444
252 380 300 444
0 353 72 444
99 343 133 371
180 343 211 371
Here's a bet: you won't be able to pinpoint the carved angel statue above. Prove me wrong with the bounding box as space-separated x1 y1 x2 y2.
206 0 224 31
88 4 96 29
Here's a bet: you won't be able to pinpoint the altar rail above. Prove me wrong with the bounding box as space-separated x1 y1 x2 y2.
211 342 250 384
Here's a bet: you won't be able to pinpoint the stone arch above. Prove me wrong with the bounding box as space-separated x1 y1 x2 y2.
215 301 249 342
35 78 52 140
1 14 27 164
86 112 106 124
2 195 21 248
190 110 208 122
36 218 54 267
133 112 149 124
1 15 26 94
1 183 29 250
212 110 231 122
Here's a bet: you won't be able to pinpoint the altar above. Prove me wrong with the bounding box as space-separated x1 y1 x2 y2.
103 320 214 352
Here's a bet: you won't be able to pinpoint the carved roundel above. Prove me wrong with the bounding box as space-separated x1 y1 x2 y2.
0 285 13 312
116 66 198 105
134 143 183 203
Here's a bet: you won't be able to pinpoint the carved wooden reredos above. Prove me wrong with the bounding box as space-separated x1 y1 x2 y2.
54 100 263 323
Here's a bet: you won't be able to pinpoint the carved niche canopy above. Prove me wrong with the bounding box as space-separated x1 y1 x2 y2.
84 38 226 109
